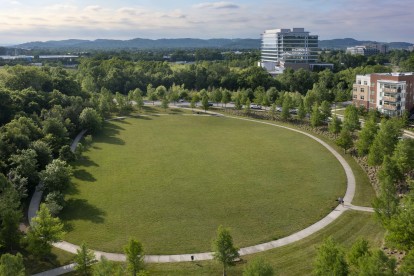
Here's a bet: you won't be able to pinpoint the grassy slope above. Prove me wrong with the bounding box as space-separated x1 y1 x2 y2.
62 115 346 254
147 211 384 275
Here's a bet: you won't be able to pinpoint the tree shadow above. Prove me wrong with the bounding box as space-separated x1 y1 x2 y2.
93 123 126 145
65 182 79 196
73 169 97 182
76 156 99 168
61 198 106 224
142 106 159 113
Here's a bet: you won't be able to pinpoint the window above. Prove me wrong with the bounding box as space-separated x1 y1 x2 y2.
360 88 365 92
364 81 368 85
357 80 361 84
360 96 365 100
379 100 382 105
353 95 357 99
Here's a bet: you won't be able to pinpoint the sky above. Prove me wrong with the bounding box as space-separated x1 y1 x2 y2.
0 0 413 44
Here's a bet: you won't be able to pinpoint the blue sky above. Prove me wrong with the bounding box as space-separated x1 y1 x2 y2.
0 0 413 44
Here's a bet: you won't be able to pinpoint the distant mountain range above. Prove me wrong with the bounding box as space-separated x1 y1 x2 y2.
10 37 414 51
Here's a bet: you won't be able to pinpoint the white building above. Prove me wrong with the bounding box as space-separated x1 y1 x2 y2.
259 28 319 74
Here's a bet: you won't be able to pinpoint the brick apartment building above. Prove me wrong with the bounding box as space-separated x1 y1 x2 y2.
353 72 414 117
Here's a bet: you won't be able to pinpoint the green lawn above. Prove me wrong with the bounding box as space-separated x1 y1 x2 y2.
147 211 384 275
62 115 346 254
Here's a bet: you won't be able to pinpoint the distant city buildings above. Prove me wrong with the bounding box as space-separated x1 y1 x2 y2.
353 72 414 117
259 28 333 74
346 44 388 56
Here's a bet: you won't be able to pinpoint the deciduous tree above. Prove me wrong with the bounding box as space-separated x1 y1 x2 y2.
124 238 145 276
313 237 348 276
212 225 240 276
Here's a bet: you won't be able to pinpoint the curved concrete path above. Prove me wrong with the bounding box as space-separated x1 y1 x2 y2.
29 111 374 275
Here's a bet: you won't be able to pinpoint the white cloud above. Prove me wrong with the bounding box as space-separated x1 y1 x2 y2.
194 2 240 9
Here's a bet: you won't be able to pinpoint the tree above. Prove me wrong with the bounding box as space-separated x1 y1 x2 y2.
0 175 22 251
244 99 251 114
356 116 379 156
297 99 306 120
385 185 414 250
269 103 277 120
243 258 274 276
343 105 360 132
124 238 145 276
313 237 348 276
368 118 402 166
221 89 232 108
79 107 103 134
8 148 39 188
201 95 210 113
0 253 25 276
347 238 371 268
400 249 414 275
212 225 240 276
39 159 72 193
27 203 65 257
372 174 399 225
74 242 96 275
44 191 65 217
155 85 167 99
128 88 144 111
161 97 169 111
30 140 53 170
336 127 353 153
212 89 223 106
392 139 414 176
148 91 158 105
281 96 291 120
59 145 76 162
329 115 342 136
93 256 122 276
310 103 322 127
357 250 396 276
320 100 331 122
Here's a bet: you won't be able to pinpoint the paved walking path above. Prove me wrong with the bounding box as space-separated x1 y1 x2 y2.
30 111 374 275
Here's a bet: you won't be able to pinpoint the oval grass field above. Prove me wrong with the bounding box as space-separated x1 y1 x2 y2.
61 115 346 254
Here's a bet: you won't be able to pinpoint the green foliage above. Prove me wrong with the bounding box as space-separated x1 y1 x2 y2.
221 89 232 107
269 103 277 120
30 140 53 170
310 103 322 127
79 107 103 134
27 203 65 257
313 237 348 276
357 249 396 276
343 105 360 132
297 99 306 120
201 94 209 112
373 156 400 224
329 115 342 136
44 191 65 217
392 139 414 176
244 99 251 114
243 258 274 276
0 176 22 250
356 117 379 156
347 237 371 268
320 100 331 121
385 186 414 250
8 148 39 188
59 145 76 163
161 97 169 110
400 249 414 275
212 225 240 275
93 256 122 276
39 159 72 193
74 242 96 275
124 238 145 276
336 127 353 153
0 253 25 276
368 118 402 166
281 96 291 120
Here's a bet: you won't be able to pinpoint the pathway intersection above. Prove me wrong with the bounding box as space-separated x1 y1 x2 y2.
30 109 375 275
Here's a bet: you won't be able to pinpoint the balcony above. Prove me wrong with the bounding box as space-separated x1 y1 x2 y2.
383 88 398 93
383 96 401 102
382 104 399 111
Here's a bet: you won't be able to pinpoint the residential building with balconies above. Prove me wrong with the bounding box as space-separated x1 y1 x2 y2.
352 72 414 117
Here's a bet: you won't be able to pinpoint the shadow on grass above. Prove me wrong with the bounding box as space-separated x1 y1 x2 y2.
169 108 183 113
76 156 99 167
73 169 97 182
93 122 126 145
142 106 158 113
61 198 106 224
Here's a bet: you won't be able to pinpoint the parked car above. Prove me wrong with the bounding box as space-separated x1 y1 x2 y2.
251 104 262 110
